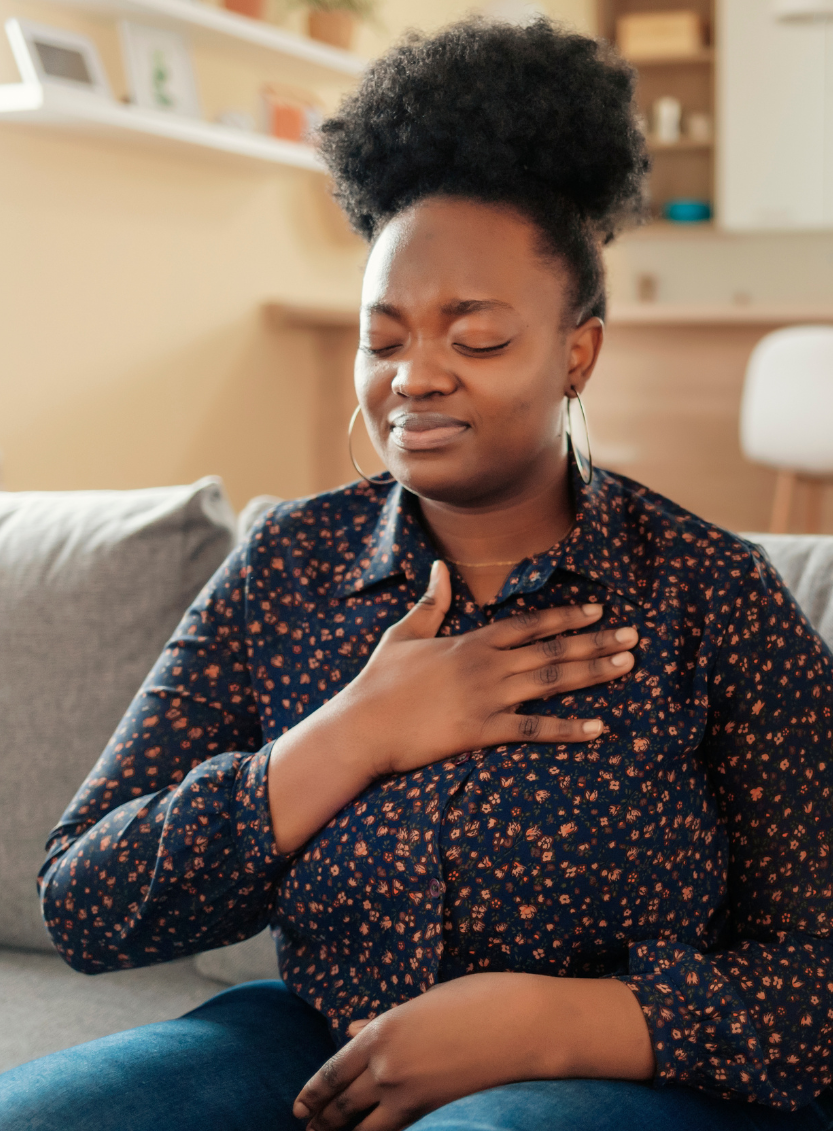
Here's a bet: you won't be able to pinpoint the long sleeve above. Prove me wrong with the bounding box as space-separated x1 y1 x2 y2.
617 550 833 1109
39 536 290 973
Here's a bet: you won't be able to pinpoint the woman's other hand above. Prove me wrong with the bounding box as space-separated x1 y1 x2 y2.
346 560 636 778
292 973 655 1131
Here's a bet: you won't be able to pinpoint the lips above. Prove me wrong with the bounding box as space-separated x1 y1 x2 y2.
388 412 469 452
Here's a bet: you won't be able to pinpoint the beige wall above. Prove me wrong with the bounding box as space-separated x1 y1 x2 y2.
2 0 831 517
0 0 592 509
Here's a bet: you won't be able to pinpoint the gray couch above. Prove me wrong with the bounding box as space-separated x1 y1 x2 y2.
0 480 280 1073
2 480 833 1075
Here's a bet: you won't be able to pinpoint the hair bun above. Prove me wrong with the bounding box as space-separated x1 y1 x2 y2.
320 16 649 240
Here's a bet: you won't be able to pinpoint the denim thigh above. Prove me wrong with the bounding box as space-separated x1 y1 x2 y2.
0 979 335 1131
411 1079 833 1131
3 980 833 1131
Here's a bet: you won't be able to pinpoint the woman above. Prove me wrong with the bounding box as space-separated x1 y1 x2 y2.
3 16 833 1131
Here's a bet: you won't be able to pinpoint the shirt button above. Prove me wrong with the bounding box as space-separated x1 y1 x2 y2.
428 878 443 899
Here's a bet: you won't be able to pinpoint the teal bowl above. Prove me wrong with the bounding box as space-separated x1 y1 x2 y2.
663 199 712 223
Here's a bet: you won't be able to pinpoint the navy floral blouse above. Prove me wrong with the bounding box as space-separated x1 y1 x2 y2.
40 460 833 1112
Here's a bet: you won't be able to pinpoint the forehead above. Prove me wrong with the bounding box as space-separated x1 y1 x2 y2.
361 197 567 311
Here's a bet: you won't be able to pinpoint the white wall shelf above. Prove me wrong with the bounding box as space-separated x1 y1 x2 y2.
23 0 366 75
0 82 326 168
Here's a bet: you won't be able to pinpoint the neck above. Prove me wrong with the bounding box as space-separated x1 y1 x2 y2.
418 453 573 605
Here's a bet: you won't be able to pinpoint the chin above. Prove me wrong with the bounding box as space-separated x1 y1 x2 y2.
389 453 507 506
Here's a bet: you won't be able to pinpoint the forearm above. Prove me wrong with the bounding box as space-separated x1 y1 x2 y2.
267 689 378 854
525 975 655 1081
41 750 282 972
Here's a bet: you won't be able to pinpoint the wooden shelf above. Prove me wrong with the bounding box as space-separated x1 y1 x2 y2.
648 138 713 152
620 219 717 238
607 303 833 326
265 302 359 329
22 0 366 75
263 301 833 332
0 82 326 168
624 49 714 66
601 0 716 221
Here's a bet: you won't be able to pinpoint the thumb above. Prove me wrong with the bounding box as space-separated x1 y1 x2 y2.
389 560 451 640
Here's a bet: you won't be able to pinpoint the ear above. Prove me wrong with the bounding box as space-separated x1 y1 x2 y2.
564 316 604 397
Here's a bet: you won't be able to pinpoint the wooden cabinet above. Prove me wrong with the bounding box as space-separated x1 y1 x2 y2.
718 0 832 230
597 0 715 224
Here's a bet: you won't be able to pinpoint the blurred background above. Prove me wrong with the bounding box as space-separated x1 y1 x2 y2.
0 0 832 531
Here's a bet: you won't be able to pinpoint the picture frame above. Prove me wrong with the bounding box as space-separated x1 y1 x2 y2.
119 22 201 118
5 18 113 98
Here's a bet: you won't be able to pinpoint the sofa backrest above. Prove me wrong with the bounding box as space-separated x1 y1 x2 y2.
0 495 830 957
0 479 235 951
745 533 833 652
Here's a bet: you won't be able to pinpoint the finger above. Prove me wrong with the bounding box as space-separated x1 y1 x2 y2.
294 1041 368 1121
487 602 603 649
504 648 635 707
484 712 605 746
347 1019 372 1037
384 560 451 642
353 1101 414 1131
509 625 638 674
307 1070 378 1131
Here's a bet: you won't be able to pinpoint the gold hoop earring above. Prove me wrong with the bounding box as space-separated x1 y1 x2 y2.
348 405 390 486
566 388 593 486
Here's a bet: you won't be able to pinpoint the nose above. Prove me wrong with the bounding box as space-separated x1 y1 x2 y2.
390 345 458 399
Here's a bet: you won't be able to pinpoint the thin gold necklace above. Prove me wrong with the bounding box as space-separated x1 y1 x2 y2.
445 557 520 568
444 520 575 569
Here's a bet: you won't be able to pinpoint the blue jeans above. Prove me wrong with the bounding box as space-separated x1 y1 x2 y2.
1 980 832 1131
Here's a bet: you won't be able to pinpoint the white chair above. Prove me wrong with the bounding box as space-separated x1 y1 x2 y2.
740 325 833 532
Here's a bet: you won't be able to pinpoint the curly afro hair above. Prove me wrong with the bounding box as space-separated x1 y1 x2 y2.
319 17 649 322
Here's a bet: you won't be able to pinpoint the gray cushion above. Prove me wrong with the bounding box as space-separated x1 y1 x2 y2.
236 494 281 543
0 479 235 951
194 927 279 985
0 948 219 1073
744 534 833 651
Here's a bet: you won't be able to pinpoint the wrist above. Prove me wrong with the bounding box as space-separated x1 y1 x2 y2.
520 975 655 1082
266 699 377 855
330 676 396 780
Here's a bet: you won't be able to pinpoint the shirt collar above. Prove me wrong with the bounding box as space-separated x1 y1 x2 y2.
333 478 434 598
333 456 653 610
500 454 654 610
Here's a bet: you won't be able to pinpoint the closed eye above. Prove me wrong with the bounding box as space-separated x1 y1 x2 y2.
361 343 401 356
454 340 512 355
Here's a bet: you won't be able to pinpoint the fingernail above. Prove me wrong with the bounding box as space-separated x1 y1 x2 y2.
582 719 603 735
293 1103 310 1119
582 603 602 616
610 651 631 667
614 627 636 643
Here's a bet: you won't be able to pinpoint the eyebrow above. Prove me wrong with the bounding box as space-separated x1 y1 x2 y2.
364 298 515 319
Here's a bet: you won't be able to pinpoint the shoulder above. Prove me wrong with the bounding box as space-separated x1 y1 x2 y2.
241 477 394 573
594 467 766 596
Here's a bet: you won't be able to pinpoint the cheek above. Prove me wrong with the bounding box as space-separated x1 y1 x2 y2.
354 357 390 437
478 374 559 434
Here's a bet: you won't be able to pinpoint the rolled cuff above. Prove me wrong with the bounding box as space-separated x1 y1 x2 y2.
231 743 288 877
615 938 774 1104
